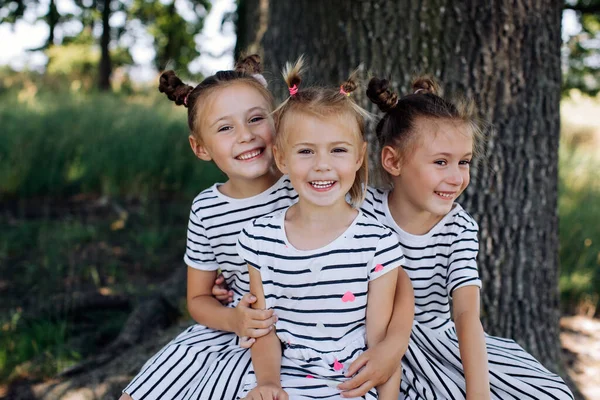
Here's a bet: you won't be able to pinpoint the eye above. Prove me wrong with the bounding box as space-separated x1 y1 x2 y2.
298 149 313 154
434 160 447 166
459 159 472 166
332 147 348 153
217 125 233 132
249 115 265 123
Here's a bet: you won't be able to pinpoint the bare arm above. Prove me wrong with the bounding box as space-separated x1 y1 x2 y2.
247 265 285 389
365 270 400 400
339 267 413 397
187 266 276 338
453 286 490 400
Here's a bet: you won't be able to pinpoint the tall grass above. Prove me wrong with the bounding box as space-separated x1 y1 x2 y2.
0 90 224 199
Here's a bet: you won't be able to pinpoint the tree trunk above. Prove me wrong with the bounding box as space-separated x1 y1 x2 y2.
98 0 112 91
237 0 565 373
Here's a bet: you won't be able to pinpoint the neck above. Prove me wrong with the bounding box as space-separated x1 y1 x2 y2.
387 188 444 235
290 198 357 228
219 170 282 199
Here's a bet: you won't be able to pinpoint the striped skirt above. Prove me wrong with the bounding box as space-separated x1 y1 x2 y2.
401 321 574 400
123 324 251 400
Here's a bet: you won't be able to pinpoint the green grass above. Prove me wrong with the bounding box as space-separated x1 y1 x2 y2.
558 122 600 315
0 89 224 199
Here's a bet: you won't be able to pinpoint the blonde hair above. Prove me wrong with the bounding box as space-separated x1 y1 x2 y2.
273 57 370 207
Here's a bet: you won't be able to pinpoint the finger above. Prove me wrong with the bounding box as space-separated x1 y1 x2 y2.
246 327 273 338
338 368 369 391
215 274 224 285
344 352 368 377
238 293 256 307
213 288 229 297
246 307 275 321
239 337 256 348
340 380 374 398
249 315 278 329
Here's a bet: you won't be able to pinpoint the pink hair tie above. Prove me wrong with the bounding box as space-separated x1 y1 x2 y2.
339 85 350 96
289 84 299 96
183 94 190 106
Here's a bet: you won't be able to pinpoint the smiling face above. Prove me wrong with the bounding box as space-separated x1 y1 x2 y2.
189 82 275 183
275 112 366 210
387 117 473 217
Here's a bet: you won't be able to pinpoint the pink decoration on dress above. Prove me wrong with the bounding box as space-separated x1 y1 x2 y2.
374 264 384 272
333 359 344 371
306 375 315 379
341 291 355 302
289 84 299 96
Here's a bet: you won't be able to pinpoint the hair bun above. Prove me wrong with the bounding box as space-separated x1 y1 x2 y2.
235 54 263 75
411 76 439 96
367 77 398 113
158 70 194 107
282 55 305 91
340 67 360 96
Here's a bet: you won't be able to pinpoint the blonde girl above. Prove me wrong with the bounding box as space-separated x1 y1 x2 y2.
236 58 406 400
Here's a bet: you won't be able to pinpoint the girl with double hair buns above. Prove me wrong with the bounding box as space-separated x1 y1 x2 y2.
361 76 574 399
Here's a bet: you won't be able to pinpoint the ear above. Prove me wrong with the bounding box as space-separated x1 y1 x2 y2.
189 135 212 161
356 141 367 170
381 145 402 176
272 146 288 174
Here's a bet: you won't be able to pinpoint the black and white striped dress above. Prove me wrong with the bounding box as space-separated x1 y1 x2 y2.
236 209 404 400
123 175 297 400
362 187 574 400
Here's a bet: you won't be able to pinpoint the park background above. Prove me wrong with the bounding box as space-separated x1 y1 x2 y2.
0 0 599 399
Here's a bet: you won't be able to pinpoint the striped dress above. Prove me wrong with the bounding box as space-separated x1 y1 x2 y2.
123 175 297 400
361 187 574 400
236 209 404 400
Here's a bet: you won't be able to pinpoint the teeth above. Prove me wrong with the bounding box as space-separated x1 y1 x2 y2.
310 181 335 189
436 192 453 199
237 149 262 160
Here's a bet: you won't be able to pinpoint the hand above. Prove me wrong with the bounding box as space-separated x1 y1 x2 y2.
242 384 288 400
212 273 233 305
234 293 278 343
337 339 404 398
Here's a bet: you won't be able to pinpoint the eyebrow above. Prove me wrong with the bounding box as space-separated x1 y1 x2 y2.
209 106 267 128
292 141 355 148
432 152 473 157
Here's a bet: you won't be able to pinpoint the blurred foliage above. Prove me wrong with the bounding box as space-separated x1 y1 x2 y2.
129 0 211 72
563 0 600 96
558 101 600 316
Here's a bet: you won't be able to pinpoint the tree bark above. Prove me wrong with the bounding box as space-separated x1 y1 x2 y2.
237 0 565 373
98 0 112 91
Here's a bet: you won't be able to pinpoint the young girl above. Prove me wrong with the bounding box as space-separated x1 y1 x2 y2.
362 76 574 399
120 55 294 400
121 54 415 400
236 59 405 400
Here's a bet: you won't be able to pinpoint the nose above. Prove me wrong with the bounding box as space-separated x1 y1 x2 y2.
446 165 463 186
237 124 255 143
314 152 331 171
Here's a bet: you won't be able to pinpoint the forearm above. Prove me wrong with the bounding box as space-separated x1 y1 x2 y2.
188 294 237 333
251 329 282 386
455 312 490 399
384 268 414 356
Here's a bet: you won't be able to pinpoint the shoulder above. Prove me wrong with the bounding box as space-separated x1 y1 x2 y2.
242 209 285 235
361 186 389 221
444 204 478 233
356 212 396 239
189 185 225 218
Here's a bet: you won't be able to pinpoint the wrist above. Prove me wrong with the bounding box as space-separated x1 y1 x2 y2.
381 335 407 360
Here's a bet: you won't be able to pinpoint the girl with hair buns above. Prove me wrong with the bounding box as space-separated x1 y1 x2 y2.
120 54 293 400
236 57 405 400
362 76 574 399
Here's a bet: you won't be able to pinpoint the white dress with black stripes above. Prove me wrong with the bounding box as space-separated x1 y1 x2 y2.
236 209 403 400
361 188 574 400
123 175 297 400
